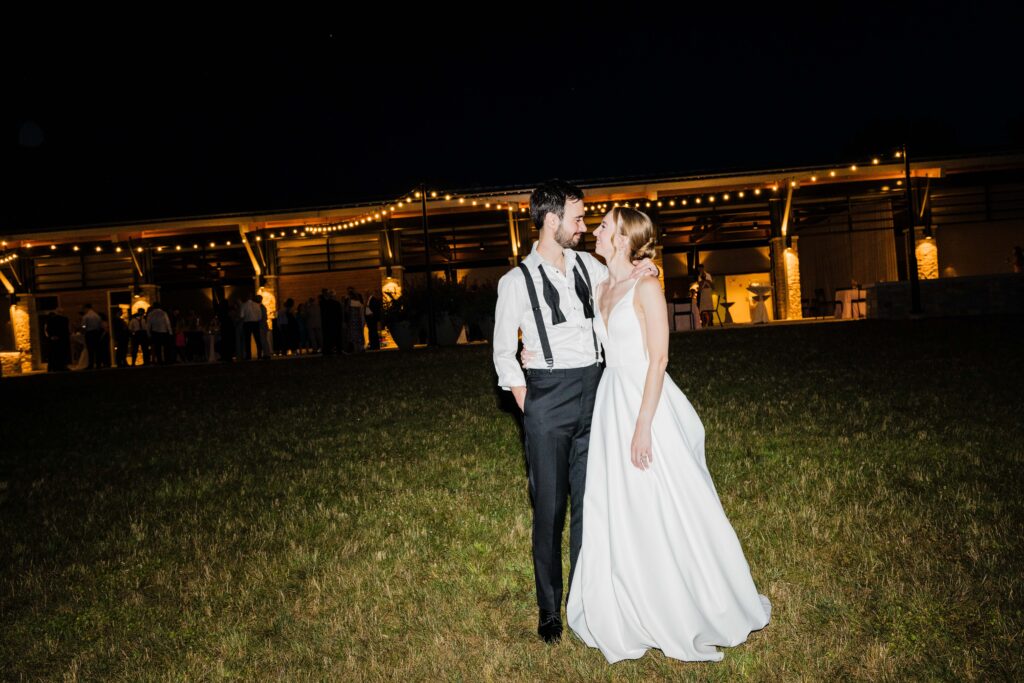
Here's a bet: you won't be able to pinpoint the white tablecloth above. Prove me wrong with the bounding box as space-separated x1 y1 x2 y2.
834 288 866 319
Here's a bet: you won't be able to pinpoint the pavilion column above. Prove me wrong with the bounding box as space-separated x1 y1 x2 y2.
769 236 803 321
9 293 42 374
915 230 939 280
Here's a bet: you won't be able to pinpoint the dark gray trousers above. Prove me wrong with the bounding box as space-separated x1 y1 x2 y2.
523 363 602 613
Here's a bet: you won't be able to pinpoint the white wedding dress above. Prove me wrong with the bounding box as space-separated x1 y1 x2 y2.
567 278 771 663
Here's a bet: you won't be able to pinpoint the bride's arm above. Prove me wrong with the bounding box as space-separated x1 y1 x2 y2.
630 278 670 470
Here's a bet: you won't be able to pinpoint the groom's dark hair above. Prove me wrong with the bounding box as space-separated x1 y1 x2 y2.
530 179 585 231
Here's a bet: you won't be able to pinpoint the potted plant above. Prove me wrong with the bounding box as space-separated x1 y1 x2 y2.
382 286 422 351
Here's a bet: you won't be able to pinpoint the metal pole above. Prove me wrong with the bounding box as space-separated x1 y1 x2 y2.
902 144 922 314
420 184 437 345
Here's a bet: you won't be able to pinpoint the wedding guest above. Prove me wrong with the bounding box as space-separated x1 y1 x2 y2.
239 293 262 360
697 264 715 327
256 295 271 359
96 312 112 368
112 309 130 368
80 303 103 370
296 303 309 354
321 290 343 355
128 309 149 366
44 308 71 372
366 292 382 350
147 303 173 365
346 287 365 353
306 296 323 354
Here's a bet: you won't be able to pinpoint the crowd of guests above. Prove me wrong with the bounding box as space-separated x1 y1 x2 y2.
43 287 384 372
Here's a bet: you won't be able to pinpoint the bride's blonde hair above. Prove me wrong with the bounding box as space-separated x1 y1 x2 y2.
608 207 657 262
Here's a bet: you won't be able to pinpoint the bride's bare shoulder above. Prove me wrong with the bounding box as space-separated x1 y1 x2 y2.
635 276 665 297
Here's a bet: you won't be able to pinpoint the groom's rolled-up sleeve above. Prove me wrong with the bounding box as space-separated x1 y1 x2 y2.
493 272 526 391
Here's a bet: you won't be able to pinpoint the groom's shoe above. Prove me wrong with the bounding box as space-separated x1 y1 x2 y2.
537 610 562 644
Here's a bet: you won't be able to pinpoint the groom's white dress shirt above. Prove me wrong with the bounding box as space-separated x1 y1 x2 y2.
493 242 608 391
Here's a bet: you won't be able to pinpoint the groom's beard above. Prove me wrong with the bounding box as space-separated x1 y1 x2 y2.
555 225 582 249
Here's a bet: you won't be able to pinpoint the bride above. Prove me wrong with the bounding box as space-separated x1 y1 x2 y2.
566 207 771 663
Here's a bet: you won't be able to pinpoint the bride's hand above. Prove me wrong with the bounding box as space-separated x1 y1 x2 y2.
629 258 659 279
630 423 653 470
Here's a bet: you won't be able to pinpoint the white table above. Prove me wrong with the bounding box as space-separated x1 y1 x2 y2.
747 284 772 324
834 288 866 319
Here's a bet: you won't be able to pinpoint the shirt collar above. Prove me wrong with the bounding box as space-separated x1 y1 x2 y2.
526 242 578 272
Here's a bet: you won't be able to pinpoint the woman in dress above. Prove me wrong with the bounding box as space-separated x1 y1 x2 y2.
566 207 770 663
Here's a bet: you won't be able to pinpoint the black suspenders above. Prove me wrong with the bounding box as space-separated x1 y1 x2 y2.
518 262 554 369
573 262 600 363
518 258 600 370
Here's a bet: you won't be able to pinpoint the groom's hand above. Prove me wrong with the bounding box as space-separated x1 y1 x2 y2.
630 258 659 279
511 386 527 412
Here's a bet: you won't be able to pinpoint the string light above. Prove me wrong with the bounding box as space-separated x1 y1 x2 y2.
50 245 57 250
872 158 879 165
73 245 80 251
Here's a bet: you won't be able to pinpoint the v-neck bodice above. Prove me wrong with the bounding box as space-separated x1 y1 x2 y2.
595 279 647 369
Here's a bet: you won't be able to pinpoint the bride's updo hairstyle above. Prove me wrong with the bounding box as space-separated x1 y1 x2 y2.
609 207 657 262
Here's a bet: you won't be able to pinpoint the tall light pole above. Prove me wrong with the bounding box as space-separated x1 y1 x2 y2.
902 144 922 315
420 184 437 346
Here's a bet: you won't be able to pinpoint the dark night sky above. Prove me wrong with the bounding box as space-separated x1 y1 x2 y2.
5 8 1024 231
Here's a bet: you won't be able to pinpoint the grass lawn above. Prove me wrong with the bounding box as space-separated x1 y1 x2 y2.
1 316 1022 681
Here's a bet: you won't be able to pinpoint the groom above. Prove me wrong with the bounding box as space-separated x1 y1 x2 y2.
493 180 654 643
